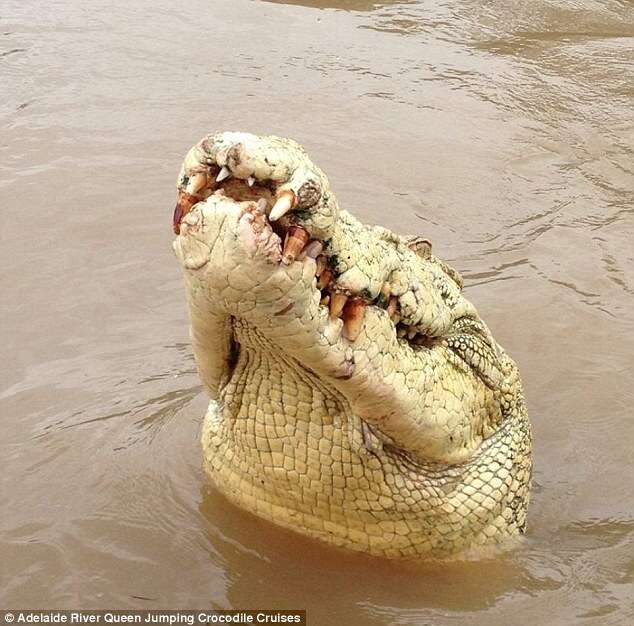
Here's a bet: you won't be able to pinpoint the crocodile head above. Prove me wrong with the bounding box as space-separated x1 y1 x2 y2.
172 132 532 557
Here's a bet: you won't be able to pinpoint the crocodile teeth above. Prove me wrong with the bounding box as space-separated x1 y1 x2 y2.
329 292 348 318
269 190 296 222
256 198 268 212
299 240 323 260
173 191 198 234
342 298 366 341
173 203 185 235
387 296 398 317
315 255 327 277
407 328 417 340
320 294 330 306
247 176 255 187
216 166 231 182
186 172 207 195
317 269 333 290
397 326 407 338
281 225 310 265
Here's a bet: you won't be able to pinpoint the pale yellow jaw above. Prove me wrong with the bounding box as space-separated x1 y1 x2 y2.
173 131 533 558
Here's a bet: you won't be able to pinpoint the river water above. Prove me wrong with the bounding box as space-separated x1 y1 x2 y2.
1 0 633 623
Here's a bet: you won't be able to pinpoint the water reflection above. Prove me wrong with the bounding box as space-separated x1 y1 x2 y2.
198 485 537 622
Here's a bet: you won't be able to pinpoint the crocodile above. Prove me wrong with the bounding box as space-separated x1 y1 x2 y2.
171 131 532 558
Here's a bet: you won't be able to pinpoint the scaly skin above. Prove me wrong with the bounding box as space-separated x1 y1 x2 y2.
172 132 532 558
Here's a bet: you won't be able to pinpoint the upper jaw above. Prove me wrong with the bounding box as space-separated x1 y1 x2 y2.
172 131 339 240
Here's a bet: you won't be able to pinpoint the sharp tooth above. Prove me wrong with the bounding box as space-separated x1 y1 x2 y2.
315 255 327 277
397 326 407 338
172 191 198 234
216 166 231 182
299 240 323 261
329 292 348 318
407 328 417 340
186 172 207 195
247 176 255 187
342 298 366 341
256 198 268 213
173 203 184 235
320 294 330 307
281 226 310 265
387 296 398 317
269 190 296 221
317 269 333 290
307 240 324 259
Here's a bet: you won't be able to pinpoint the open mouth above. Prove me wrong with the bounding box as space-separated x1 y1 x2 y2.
173 167 276 235
172 145 448 349
174 169 368 342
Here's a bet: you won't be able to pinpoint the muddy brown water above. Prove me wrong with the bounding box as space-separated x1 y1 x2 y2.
2 0 633 623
